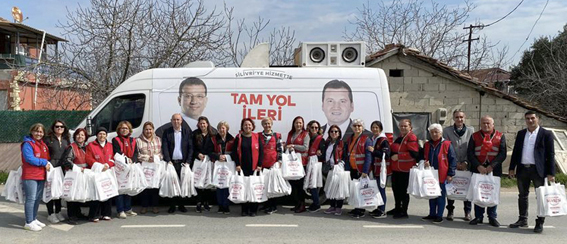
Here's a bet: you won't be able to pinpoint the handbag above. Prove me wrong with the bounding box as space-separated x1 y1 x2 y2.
536 178 567 217
282 149 305 180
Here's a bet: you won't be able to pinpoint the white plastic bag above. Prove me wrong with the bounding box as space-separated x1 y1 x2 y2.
247 170 268 203
282 149 305 180
43 166 64 202
141 162 162 189
303 156 323 189
467 173 500 207
159 164 182 198
180 163 197 197
379 154 387 188
265 163 292 198
193 156 213 189
1 167 25 204
418 165 442 199
93 168 119 202
536 178 567 217
349 177 383 210
325 162 351 200
446 171 472 201
212 157 235 189
228 171 247 203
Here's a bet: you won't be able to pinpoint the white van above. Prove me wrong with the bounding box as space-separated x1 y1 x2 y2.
74 63 393 142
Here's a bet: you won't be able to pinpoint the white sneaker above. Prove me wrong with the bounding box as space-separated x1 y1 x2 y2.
32 219 46 228
118 212 127 219
47 214 60 224
56 212 66 221
24 222 42 231
125 210 137 216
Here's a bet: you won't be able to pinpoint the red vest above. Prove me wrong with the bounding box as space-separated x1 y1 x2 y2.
308 135 324 158
473 130 503 164
114 136 136 159
391 131 419 172
286 130 309 165
211 136 234 156
237 133 260 170
259 132 281 168
21 139 50 180
346 134 369 172
424 139 452 182
86 140 115 169
373 137 392 175
328 140 344 165
71 143 87 168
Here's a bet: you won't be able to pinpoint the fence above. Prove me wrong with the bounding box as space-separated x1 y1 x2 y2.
0 110 90 143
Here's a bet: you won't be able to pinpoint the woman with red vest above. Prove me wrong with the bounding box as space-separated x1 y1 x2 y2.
192 116 216 213
285 116 309 213
61 128 89 225
21 123 51 231
136 121 162 214
112 121 138 219
306 120 325 212
343 119 373 218
43 120 70 224
258 117 282 214
422 123 457 224
367 120 391 219
389 119 420 219
323 125 345 216
210 121 235 214
86 127 115 222
231 118 264 217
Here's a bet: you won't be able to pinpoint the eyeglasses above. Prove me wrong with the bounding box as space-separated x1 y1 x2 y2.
55 125 65 129
310 126 319 129
181 93 206 100
330 130 339 133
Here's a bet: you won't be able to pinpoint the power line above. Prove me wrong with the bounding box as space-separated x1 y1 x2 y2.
484 0 524 27
507 0 549 64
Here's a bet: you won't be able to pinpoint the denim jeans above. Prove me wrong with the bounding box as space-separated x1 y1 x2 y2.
115 194 132 213
216 188 230 208
23 179 45 224
429 183 447 218
375 176 387 212
309 188 320 208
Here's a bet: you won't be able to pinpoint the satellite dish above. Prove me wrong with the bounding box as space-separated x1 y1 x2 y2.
12 7 23 23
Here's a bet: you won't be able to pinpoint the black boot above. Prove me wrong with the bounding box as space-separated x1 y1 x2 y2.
534 218 544 233
509 218 528 228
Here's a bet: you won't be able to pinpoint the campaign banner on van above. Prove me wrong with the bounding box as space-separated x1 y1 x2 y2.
153 68 392 141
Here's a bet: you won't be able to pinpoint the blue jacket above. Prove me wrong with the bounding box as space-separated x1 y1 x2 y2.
22 136 49 167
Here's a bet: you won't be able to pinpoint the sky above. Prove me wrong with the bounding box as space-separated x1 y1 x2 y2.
2 0 566 68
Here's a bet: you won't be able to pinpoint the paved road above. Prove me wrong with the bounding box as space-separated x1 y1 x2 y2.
1 187 565 244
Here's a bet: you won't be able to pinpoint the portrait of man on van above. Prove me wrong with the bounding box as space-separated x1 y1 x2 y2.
321 79 371 140
178 77 208 128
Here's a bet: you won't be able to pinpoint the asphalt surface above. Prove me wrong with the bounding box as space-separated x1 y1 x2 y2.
1 185 566 244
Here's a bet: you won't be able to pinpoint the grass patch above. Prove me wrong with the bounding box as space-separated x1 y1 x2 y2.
0 171 8 184
500 176 517 188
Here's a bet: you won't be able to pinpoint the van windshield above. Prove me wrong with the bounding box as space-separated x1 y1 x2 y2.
91 93 145 134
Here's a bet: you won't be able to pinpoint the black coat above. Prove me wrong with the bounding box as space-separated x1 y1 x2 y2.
44 136 70 167
161 123 193 164
509 127 556 178
192 129 215 162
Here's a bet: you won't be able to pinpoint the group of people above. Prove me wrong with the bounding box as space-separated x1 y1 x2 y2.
19 109 556 234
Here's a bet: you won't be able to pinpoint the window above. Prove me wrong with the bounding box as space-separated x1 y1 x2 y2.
389 69 404 77
549 128 567 174
91 94 145 134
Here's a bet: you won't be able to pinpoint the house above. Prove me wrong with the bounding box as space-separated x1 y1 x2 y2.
0 17 91 111
366 44 567 173
469 68 514 94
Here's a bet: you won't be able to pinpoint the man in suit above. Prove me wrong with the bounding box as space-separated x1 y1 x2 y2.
161 113 193 213
320 79 371 140
508 110 556 233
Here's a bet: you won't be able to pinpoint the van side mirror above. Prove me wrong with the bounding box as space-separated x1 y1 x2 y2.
86 116 93 136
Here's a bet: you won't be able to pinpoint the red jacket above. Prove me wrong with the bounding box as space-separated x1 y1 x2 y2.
21 136 50 180
391 132 419 172
86 140 115 169
237 133 260 170
70 143 88 168
259 132 281 168
424 139 452 182
286 130 309 165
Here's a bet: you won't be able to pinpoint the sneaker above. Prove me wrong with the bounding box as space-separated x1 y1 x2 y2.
433 217 444 224
309 206 321 213
47 213 60 224
324 207 336 214
67 217 78 225
118 211 127 219
271 208 277 214
334 208 343 216
24 222 42 231
370 210 387 219
125 210 137 216
32 219 46 228
178 206 188 213
469 218 483 225
224 207 231 215
152 207 160 214
351 212 365 219
464 213 472 221
56 212 66 221
203 204 211 212
195 204 203 213
446 211 454 221
90 218 100 223
218 207 224 214
168 206 176 213
422 215 436 221
102 216 112 221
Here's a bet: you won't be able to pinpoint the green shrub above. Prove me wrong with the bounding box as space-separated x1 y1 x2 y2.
500 176 517 188
554 173 567 185
0 171 8 184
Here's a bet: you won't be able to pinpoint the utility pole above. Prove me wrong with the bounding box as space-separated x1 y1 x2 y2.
463 24 482 73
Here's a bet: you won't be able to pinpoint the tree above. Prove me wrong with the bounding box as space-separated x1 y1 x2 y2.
344 0 507 71
510 24 567 118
